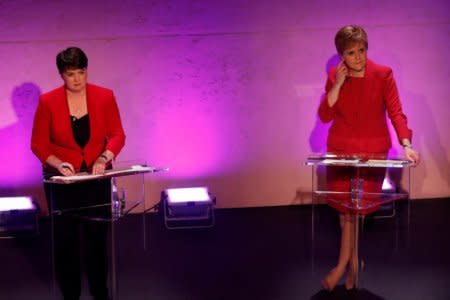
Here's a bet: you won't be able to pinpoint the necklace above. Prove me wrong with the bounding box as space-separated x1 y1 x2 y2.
68 93 87 117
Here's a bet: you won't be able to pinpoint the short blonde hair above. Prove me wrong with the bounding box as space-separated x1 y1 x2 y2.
334 25 368 55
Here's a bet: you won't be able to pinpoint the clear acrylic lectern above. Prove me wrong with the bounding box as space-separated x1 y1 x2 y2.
44 163 167 300
305 154 413 289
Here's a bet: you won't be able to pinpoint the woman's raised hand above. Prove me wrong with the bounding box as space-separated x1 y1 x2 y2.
335 60 348 86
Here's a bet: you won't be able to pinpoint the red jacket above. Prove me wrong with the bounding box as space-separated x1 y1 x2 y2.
318 59 412 154
31 83 126 172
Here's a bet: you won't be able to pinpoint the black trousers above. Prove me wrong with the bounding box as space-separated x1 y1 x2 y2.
45 178 111 300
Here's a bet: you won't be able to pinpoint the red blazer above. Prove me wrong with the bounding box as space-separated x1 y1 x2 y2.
318 59 412 154
31 83 126 172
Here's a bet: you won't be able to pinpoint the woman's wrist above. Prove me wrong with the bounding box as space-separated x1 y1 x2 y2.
95 155 108 165
97 151 114 164
334 80 345 89
401 139 412 148
56 161 75 175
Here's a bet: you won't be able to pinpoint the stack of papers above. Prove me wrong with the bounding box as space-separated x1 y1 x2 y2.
49 165 163 183
321 159 360 165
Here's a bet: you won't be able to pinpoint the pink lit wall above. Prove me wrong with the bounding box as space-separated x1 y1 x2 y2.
0 1 448 212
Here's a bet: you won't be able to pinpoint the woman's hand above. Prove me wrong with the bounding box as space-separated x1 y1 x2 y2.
57 162 75 176
327 61 348 107
404 147 420 165
335 60 348 87
92 157 107 175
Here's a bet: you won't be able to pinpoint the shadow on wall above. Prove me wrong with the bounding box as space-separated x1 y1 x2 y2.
402 90 450 195
308 54 339 154
388 61 449 196
0 82 46 214
293 54 340 204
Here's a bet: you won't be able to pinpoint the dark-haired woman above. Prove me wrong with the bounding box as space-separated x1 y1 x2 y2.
31 47 125 300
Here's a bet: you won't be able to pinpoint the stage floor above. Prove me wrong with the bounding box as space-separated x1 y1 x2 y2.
0 198 449 300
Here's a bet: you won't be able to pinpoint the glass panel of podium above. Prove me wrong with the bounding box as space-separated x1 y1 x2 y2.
305 154 413 289
44 162 167 300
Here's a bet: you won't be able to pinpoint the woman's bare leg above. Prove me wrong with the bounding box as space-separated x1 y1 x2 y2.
345 214 358 289
322 214 353 290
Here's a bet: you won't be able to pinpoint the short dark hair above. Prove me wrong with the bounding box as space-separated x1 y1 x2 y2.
334 25 368 55
56 47 88 74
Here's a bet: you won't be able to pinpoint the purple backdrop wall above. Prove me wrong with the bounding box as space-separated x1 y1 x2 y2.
1 0 449 211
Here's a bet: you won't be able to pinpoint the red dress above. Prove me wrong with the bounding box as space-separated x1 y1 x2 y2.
318 60 412 215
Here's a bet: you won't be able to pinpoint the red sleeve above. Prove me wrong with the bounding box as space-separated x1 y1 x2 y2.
318 73 335 123
105 93 126 157
30 97 51 164
383 69 413 144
